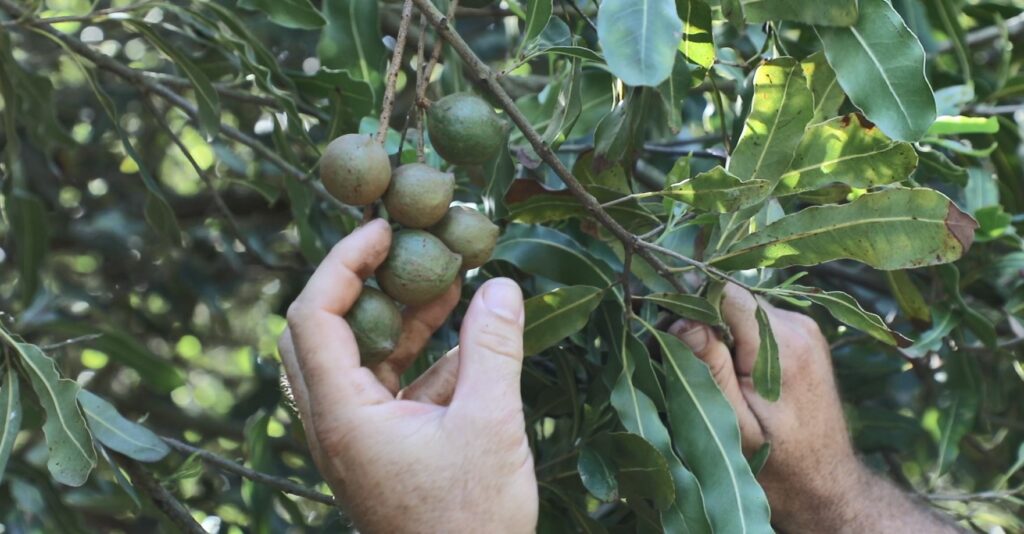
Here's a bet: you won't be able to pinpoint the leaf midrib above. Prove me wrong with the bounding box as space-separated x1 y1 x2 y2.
713 214 949 265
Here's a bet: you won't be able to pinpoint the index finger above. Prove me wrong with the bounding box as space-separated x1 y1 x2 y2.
286 219 393 403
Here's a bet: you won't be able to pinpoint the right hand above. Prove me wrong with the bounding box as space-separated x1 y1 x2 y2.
669 284 863 529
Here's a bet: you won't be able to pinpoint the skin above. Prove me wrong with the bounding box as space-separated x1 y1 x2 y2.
278 220 537 533
669 284 963 534
279 221 960 533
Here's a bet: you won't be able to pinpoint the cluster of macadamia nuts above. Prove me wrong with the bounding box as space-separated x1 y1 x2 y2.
319 93 505 366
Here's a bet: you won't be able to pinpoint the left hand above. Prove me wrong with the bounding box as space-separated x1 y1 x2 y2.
277 220 538 533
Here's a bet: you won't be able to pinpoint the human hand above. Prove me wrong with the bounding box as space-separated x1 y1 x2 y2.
278 220 538 533
670 284 959 533
669 284 858 530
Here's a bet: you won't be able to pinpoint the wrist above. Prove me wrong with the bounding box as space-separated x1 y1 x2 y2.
762 455 869 533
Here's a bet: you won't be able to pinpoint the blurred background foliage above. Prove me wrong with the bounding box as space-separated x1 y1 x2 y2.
0 0 1022 532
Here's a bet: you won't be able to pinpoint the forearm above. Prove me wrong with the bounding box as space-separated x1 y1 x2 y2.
772 462 963 534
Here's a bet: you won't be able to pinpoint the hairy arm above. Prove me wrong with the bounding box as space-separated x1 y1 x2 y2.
671 284 962 533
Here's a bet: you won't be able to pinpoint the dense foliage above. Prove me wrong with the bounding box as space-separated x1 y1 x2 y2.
0 0 1022 531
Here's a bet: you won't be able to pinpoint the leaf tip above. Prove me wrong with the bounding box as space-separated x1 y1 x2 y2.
945 202 979 254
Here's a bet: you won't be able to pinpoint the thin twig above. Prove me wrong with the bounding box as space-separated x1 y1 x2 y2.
145 72 330 122
0 1 156 26
417 0 460 110
414 13 429 162
161 437 337 507
411 0 690 296
926 487 1023 502
378 0 415 142
116 455 206 534
39 333 103 350
560 0 597 32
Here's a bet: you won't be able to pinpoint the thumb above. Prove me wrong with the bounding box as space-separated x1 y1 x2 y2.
669 319 765 451
451 278 525 411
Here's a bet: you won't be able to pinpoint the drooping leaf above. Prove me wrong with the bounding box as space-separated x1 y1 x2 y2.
937 265 997 349
78 390 170 463
802 51 845 124
677 0 714 70
742 0 858 26
753 305 781 401
780 285 912 347
523 0 553 45
710 188 978 271
935 350 980 476
0 365 21 484
667 166 771 212
542 59 583 146
317 0 386 94
46 323 185 394
11 340 96 486
775 114 918 196
237 0 325 29
127 21 221 138
658 54 690 133
524 286 606 355
493 224 618 288
641 293 722 325
728 58 813 183
6 190 49 306
885 270 932 324
817 0 936 141
610 334 711 531
915 148 968 187
647 327 773 533
584 433 679 507
577 445 619 502
597 0 683 86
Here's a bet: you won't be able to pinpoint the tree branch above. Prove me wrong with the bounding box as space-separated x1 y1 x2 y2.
410 0 690 296
116 455 207 534
161 437 337 507
378 0 415 142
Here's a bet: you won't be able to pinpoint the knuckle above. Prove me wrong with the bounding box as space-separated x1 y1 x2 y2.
474 327 523 362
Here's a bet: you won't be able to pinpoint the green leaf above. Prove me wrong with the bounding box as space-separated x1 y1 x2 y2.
775 114 918 196
641 293 721 325
935 351 980 476
78 390 170 463
588 433 676 507
885 270 932 324
577 445 619 501
906 307 959 357
927 116 999 136
817 0 936 141
127 21 221 138
0 364 21 485
6 190 49 306
728 58 813 183
10 340 96 486
710 188 978 271
542 59 583 146
610 334 711 531
45 323 185 394
493 225 618 288
657 54 690 133
802 51 845 124
524 286 606 355
508 189 661 233
753 305 781 401
597 0 683 86
742 0 858 26
677 0 714 70
237 0 325 29
667 166 771 212
747 442 771 476
317 0 386 94
915 148 968 187
937 265 997 348
780 285 912 347
523 0 553 45
647 327 773 533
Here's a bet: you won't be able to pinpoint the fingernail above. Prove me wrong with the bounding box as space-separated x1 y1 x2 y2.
672 320 709 353
483 278 522 321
